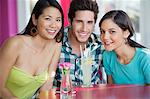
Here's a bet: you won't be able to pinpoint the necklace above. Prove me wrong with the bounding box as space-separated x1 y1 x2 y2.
23 37 48 54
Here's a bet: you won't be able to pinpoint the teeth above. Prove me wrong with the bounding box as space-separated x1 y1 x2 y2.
80 34 87 36
80 32 88 36
48 30 55 33
105 42 110 45
46 29 56 33
105 41 112 45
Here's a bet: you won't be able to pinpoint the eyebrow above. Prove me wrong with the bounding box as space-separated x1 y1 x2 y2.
75 19 94 22
44 15 61 18
101 27 116 30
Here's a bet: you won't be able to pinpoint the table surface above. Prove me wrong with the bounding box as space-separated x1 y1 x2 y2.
39 84 150 99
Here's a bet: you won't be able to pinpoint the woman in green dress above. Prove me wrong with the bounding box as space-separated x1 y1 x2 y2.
0 0 64 98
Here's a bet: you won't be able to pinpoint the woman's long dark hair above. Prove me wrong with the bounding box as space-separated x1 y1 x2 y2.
21 0 64 43
99 10 145 48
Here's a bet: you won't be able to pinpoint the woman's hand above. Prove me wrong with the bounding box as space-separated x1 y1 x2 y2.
108 75 113 84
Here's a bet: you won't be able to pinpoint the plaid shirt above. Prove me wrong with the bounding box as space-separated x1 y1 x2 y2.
53 26 104 87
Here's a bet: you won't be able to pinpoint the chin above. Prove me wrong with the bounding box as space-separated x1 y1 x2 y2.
105 47 113 51
77 38 88 43
48 35 55 39
79 40 88 43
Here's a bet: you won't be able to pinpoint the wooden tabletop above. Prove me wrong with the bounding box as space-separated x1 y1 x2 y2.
39 84 150 99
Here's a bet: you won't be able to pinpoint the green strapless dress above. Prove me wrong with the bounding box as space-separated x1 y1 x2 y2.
6 66 48 99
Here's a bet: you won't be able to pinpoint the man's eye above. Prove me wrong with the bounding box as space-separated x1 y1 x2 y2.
56 19 61 22
45 18 51 21
88 21 94 24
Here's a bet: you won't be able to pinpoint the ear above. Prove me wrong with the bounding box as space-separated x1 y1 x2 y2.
32 14 37 26
68 18 71 25
123 30 130 39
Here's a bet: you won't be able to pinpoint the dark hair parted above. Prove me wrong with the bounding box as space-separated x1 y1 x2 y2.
99 10 145 48
22 0 64 43
68 0 99 23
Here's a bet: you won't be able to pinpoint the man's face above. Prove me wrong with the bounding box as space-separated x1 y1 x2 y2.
71 10 95 43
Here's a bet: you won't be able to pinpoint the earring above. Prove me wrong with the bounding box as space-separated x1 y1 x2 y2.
125 38 128 44
30 26 38 36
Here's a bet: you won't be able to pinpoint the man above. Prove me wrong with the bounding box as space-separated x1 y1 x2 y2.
54 0 105 87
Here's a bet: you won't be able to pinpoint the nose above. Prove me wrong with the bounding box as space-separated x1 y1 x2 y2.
104 31 110 39
82 23 87 32
50 20 57 28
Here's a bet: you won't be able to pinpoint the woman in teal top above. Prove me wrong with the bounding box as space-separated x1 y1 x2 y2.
99 10 150 85
0 0 64 98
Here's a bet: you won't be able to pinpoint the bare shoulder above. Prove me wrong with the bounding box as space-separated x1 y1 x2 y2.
0 35 24 53
0 35 25 71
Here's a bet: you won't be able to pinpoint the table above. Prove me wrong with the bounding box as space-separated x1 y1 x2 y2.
39 84 150 99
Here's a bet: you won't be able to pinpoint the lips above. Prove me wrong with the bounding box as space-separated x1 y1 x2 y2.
79 32 88 37
46 29 56 35
104 40 113 46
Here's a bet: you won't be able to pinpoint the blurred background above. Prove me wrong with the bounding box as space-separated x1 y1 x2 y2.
0 0 150 48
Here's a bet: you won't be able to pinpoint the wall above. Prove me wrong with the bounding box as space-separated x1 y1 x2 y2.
140 0 150 48
60 0 70 27
0 0 18 46
17 0 30 33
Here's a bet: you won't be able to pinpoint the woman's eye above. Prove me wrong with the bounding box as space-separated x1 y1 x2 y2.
110 31 115 34
100 30 105 34
45 18 51 21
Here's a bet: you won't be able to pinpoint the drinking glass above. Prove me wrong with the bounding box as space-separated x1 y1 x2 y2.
80 56 93 87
